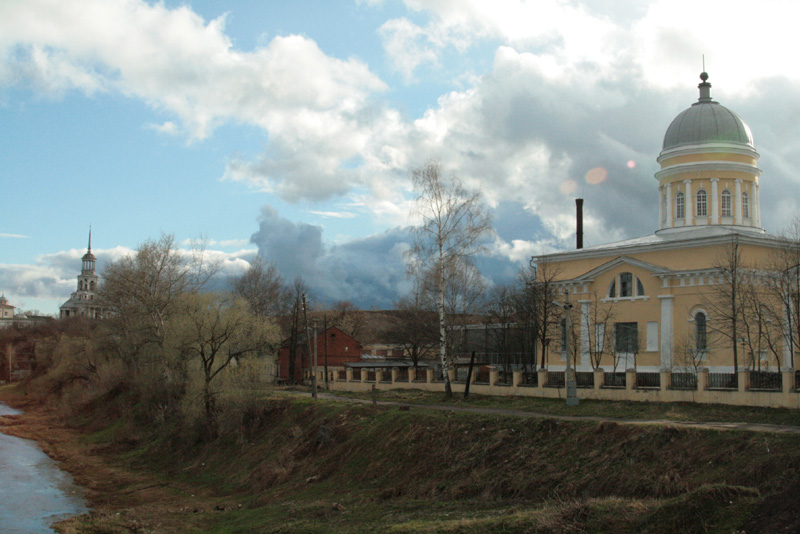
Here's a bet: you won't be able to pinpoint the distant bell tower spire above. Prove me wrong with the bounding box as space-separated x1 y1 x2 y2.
81 226 96 274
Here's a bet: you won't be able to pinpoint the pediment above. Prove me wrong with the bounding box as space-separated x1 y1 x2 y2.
572 256 672 282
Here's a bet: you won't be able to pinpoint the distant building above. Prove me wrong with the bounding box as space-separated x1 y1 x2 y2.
277 326 362 382
60 229 108 319
534 72 798 374
0 295 14 319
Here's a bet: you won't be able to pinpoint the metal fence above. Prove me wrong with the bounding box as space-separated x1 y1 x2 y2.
338 370 347 380
352 369 362 380
519 371 538 387
397 369 409 382
636 372 661 389
575 372 594 388
603 372 626 388
749 371 781 390
365 370 376 382
496 370 513 386
545 371 565 387
707 372 737 389
670 372 697 390
413 369 428 382
796 370 800 391
380 370 393 383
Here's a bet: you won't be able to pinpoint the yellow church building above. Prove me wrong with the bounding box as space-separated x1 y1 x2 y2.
535 72 798 379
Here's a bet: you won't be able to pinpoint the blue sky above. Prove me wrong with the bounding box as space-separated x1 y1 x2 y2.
3 0 800 314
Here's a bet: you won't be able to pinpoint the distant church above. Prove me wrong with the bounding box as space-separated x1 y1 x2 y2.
535 72 797 373
60 230 107 319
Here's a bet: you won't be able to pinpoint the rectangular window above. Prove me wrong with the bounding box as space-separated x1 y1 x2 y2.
614 322 638 353
646 321 658 351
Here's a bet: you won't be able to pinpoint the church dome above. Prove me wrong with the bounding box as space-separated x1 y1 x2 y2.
662 72 754 151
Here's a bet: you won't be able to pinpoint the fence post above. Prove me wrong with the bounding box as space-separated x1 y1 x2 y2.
376 370 384 383
346 367 353 382
537 369 547 389
698 367 708 391
426 368 434 384
392 368 399 383
512 370 521 387
660 369 671 391
782 370 794 393
626 369 635 391
489 366 498 386
448 368 456 384
409 368 417 382
593 368 603 391
738 369 749 393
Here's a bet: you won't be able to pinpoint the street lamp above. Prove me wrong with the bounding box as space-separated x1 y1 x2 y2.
553 290 578 406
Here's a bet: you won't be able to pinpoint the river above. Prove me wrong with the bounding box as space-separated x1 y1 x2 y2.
0 403 89 533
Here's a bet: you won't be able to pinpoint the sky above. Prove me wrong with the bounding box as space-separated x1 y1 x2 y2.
2 0 800 315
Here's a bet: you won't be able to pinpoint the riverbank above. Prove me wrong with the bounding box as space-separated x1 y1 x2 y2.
4 383 800 533
0 386 227 533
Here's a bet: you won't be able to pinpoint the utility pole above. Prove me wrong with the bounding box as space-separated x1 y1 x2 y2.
313 319 319 394
555 290 578 406
302 293 317 400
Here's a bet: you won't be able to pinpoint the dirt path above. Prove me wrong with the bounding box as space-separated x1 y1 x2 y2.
290 391 800 434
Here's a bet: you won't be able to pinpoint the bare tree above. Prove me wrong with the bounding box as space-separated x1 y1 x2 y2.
230 257 288 318
284 277 310 385
584 294 615 370
517 259 563 370
405 161 492 397
171 292 279 423
764 220 800 369
390 280 438 369
702 237 748 373
327 300 366 341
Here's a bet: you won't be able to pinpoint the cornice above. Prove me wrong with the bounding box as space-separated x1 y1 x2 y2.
655 161 762 181
536 231 791 264
657 143 759 164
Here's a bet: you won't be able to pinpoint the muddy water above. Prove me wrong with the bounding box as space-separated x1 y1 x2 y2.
0 403 89 533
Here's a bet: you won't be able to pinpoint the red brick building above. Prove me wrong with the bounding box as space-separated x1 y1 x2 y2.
277 326 361 382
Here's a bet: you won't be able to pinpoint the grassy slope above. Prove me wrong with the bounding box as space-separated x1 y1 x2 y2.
55 391 800 534
3 379 799 534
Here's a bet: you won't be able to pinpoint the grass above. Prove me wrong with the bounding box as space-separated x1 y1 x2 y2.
324 387 800 427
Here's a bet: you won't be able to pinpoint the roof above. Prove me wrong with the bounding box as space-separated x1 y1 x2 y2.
662 73 753 151
537 225 787 263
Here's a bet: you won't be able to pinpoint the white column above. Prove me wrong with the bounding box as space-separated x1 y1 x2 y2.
684 179 693 226
753 181 761 228
735 179 743 225
658 186 664 227
579 300 591 370
665 182 672 228
659 295 675 370
710 178 719 225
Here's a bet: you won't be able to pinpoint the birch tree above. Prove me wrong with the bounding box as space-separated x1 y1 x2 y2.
405 161 492 397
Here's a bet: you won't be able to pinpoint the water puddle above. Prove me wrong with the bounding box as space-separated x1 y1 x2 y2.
0 403 89 533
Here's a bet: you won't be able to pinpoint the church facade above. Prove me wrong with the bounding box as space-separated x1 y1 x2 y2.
535 73 798 375
60 230 107 319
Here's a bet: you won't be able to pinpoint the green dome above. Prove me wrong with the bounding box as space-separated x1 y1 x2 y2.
662 73 754 151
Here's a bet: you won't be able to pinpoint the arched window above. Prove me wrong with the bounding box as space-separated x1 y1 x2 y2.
696 189 708 216
89 281 95 290
676 192 685 219
742 191 750 219
694 311 707 351
721 189 732 217
608 272 645 299
620 272 633 297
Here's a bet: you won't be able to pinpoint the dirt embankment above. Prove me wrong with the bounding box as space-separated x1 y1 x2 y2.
2 388 800 533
